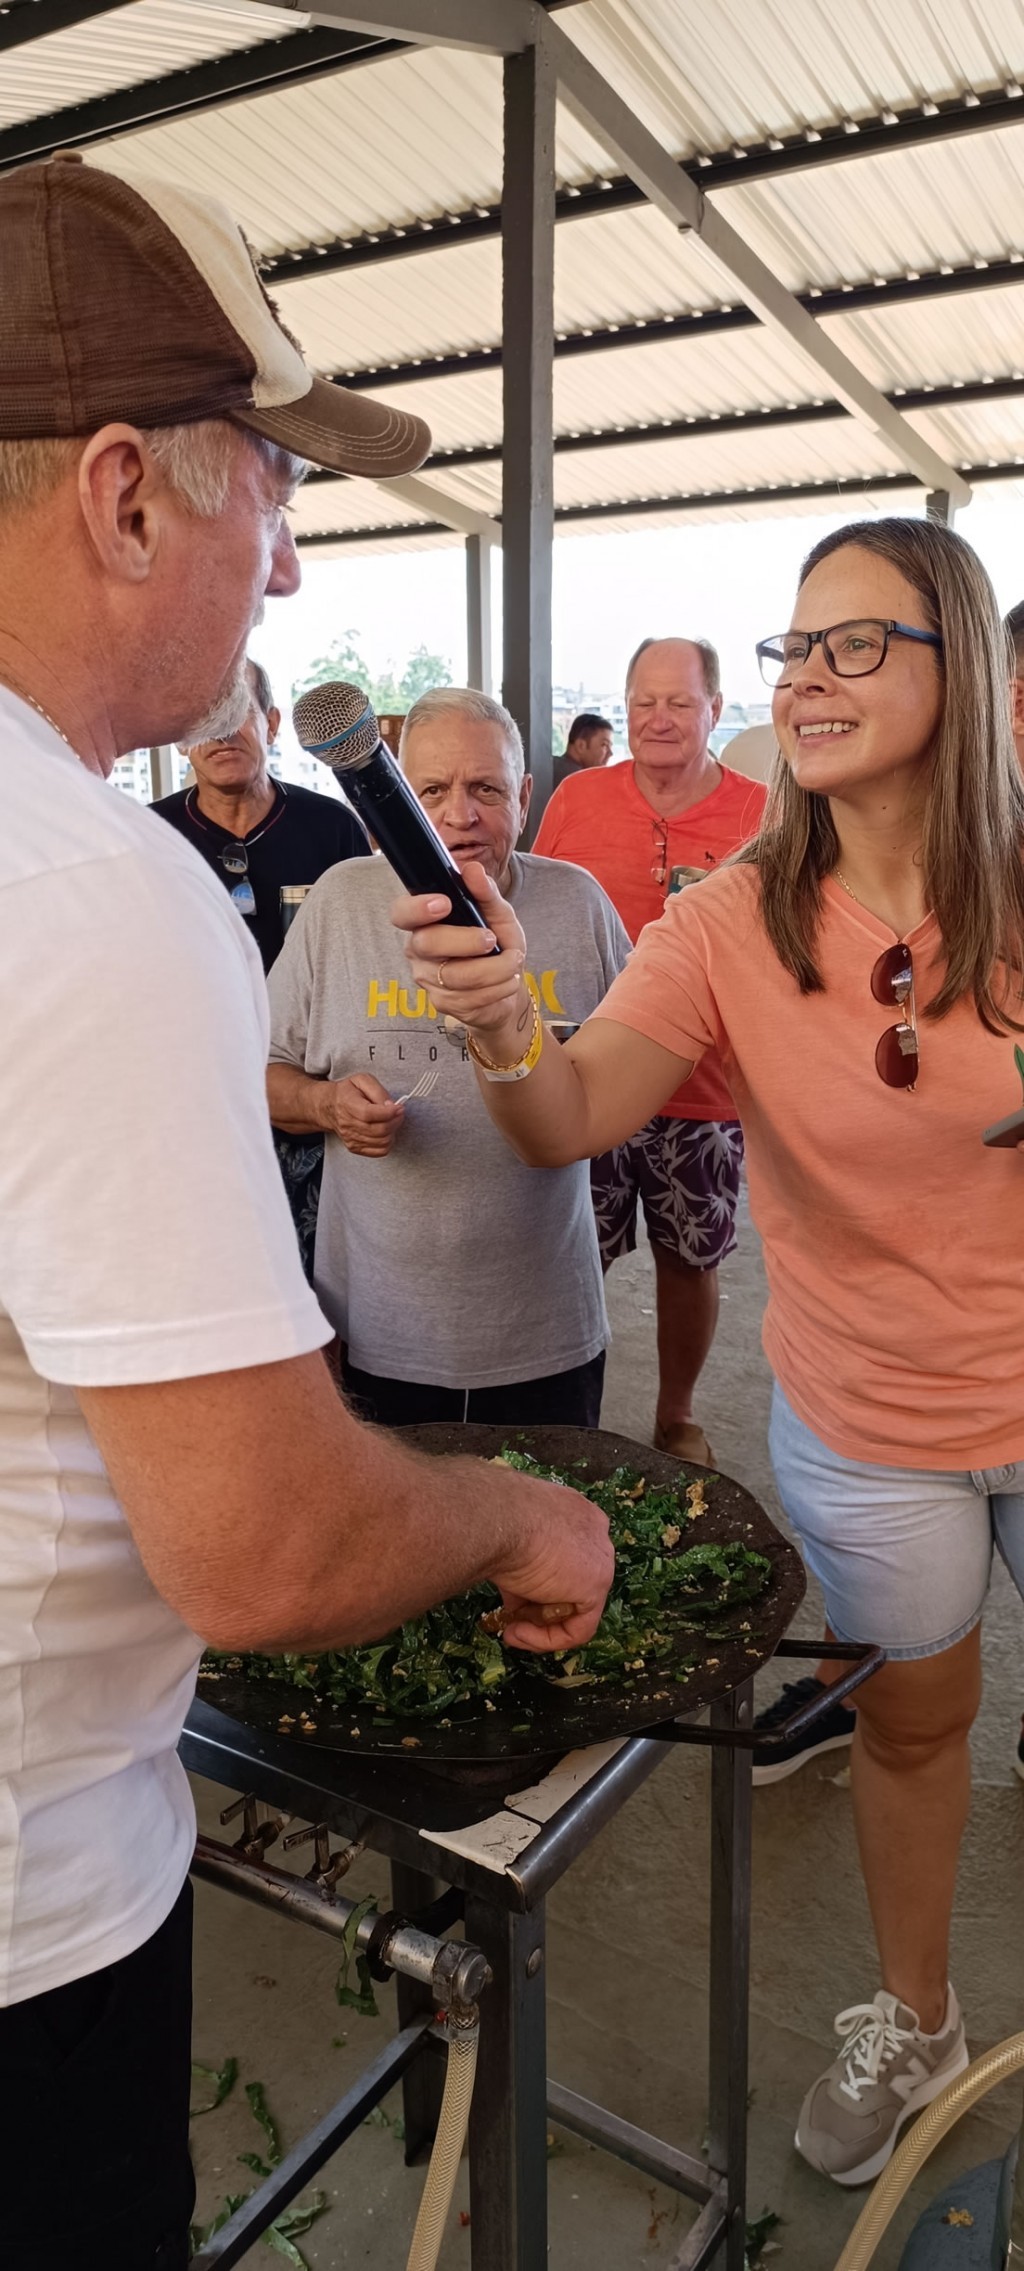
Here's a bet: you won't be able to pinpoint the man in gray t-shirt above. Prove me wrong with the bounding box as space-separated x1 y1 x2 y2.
267 688 631 1428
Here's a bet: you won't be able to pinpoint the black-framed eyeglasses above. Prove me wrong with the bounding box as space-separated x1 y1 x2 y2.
219 841 256 917
756 618 943 690
872 943 918 1091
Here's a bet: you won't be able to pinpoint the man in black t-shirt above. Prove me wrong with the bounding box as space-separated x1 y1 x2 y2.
554 710 614 790
152 657 367 969
152 658 368 1273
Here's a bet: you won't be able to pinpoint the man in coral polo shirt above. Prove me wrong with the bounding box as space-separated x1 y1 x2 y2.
534 636 766 1460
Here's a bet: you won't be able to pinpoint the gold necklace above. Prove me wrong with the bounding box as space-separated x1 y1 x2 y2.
833 867 928 932
6 681 77 754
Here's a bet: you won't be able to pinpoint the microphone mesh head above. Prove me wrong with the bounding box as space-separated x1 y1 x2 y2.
292 680 380 768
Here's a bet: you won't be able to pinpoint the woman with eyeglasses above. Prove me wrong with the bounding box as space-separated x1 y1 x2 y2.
392 516 1024 2189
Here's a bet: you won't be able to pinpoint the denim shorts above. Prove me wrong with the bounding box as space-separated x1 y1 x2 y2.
769 1384 1024 1661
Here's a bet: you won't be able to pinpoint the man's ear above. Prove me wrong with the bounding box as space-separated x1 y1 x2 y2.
710 691 724 730
76 425 163 586
267 705 282 744
519 772 533 831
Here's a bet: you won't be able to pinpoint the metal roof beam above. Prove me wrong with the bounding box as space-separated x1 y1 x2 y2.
335 258 1024 390
0 0 573 171
538 10 969 506
372 474 500 540
295 458 1024 548
300 375 1024 481
547 464 1020 523
299 0 529 51
0 23 403 168
0 0 119 51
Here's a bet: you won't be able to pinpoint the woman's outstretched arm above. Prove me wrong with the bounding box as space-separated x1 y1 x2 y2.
392 863 693 1165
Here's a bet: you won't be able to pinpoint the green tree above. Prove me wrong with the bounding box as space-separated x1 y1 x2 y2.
292 637 450 719
398 645 451 705
292 632 371 709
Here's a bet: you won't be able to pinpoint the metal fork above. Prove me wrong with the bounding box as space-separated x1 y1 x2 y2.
393 1067 441 1104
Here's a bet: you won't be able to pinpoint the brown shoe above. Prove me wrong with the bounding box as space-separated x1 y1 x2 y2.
654 1420 715 1466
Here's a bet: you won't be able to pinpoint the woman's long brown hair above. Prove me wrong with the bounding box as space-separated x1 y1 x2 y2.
740 517 1024 1032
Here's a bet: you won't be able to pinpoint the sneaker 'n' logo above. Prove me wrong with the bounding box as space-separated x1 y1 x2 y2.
888 2056 930 2103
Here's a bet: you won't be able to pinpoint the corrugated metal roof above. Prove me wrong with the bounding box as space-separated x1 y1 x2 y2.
4 0 1024 539
387 327 837 456
98 45 613 247
562 0 1024 155
717 126 1024 292
290 474 438 539
0 2 299 129
823 285 1024 389
270 206 723 375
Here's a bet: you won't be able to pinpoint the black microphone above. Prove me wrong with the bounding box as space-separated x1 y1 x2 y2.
292 680 497 941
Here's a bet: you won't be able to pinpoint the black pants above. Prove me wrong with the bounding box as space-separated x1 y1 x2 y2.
343 1348 606 1430
1 1880 195 2270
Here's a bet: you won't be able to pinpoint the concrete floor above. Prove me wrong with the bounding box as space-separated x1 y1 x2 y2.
189 1193 1024 2268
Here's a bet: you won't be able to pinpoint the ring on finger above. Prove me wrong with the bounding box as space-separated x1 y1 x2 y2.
436 960 449 989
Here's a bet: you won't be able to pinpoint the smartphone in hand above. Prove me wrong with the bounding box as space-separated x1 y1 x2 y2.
982 1106 1024 1149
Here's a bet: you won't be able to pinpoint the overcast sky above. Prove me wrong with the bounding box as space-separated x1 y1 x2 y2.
251 493 1024 760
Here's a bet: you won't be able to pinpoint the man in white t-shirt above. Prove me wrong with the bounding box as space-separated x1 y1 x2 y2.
0 156 612 2271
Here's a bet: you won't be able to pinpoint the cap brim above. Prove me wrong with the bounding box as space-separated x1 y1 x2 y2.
235 373 431 477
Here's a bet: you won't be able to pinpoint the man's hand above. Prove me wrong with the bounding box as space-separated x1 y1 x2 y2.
484 1472 615 1652
392 862 528 1046
321 1073 404 1157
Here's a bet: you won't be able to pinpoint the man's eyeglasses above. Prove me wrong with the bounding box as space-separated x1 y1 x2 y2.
651 820 668 887
219 841 256 917
756 618 943 690
873 943 918 1091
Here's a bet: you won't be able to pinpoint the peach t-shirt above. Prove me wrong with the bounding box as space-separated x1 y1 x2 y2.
593 863 1024 1469
534 761 765 1120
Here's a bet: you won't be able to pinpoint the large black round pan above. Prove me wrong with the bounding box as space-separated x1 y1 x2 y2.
199 1426 805 1767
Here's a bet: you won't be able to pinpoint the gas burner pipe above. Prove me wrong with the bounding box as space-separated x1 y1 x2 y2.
192 1831 491 2005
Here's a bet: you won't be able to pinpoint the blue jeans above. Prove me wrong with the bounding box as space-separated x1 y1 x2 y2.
769 1385 1024 1661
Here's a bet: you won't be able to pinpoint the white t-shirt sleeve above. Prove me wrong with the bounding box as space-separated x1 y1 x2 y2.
0 843 331 1385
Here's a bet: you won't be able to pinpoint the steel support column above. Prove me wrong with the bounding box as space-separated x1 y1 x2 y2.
501 38 556 822
148 745 176 801
1009 2095 1024 2258
705 1680 754 2271
464 1893 548 2271
465 533 495 694
389 1860 449 2160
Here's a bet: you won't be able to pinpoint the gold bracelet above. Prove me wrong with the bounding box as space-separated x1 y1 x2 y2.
466 992 543 1082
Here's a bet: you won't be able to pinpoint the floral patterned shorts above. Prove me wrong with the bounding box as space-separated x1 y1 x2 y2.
590 1116 744 1273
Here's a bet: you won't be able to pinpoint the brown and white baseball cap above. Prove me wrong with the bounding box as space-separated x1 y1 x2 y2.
0 150 431 478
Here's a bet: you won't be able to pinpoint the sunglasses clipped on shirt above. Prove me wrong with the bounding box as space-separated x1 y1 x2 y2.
755 618 943 690
219 841 256 917
872 942 918 1091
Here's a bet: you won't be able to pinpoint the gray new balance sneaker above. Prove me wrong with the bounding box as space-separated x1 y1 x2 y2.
795 1988 969 2186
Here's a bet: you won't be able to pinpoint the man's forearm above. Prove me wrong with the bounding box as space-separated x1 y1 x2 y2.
80 1352 601 1654
266 1059 329 1134
203 1369 520 1649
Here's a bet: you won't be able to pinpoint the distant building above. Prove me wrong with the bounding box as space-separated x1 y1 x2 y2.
552 687 628 760
710 701 772 758
110 752 149 803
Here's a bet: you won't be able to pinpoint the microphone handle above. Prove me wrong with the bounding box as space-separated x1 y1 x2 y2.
338 742 498 942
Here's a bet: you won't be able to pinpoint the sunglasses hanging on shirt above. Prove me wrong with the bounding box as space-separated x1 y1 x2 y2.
219 841 256 917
